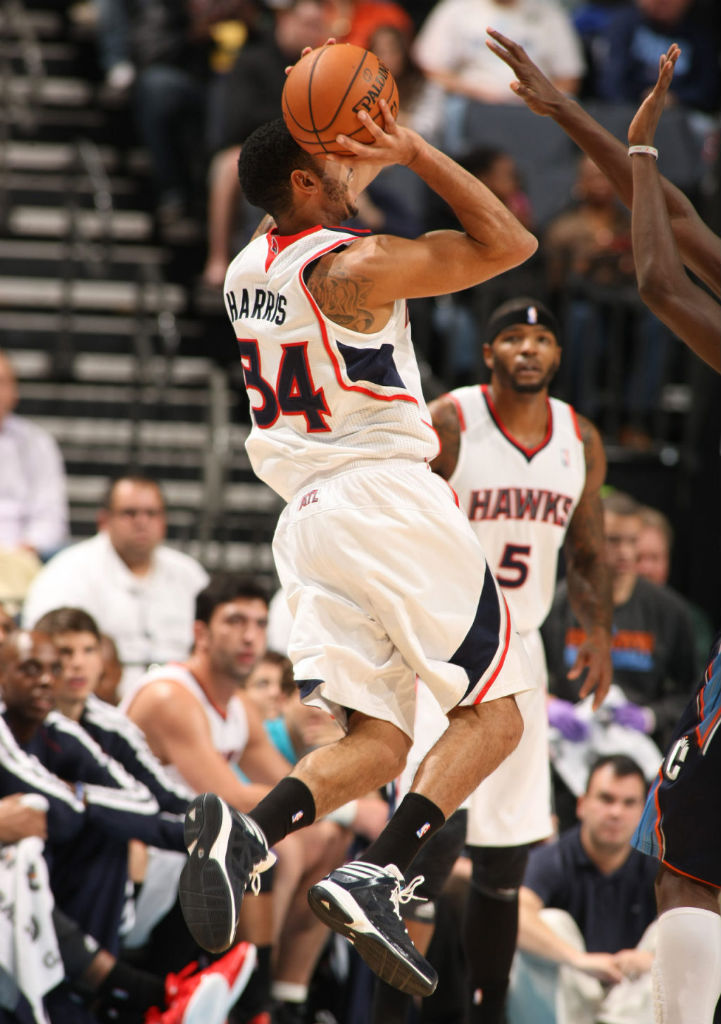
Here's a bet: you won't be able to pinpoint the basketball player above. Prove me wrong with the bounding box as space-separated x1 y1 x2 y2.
177 103 553 996
431 297 611 1023
625 48 721 1024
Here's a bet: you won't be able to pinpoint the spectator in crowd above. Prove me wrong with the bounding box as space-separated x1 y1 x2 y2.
0 350 68 577
636 504 714 663
121 574 349 1023
595 0 720 115
0 629 189 956
506 754 657 1024
414 0 585 104
0 740 255 1024
202 0 333 287
544 154 674 448
413 0 584 153
542 490 699 751
34 605 193 813
22 474 208 697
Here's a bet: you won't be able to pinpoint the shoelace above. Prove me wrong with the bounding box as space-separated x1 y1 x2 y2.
389 873 426 920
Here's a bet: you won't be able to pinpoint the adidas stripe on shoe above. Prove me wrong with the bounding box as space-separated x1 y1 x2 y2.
307 860 437 997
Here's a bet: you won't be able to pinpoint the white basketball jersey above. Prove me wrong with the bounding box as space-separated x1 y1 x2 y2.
224 226 438 501
448 385 586 633
120 663 249 793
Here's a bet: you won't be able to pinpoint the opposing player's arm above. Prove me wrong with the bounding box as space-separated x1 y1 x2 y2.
627 51 721 372
428 394 461 480
486 29 721 298
563 416 613 708
125 681 271 813
236 692 293 787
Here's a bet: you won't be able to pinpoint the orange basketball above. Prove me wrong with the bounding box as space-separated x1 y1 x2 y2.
282 43 398 157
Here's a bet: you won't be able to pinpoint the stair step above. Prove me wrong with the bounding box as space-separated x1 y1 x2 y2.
0 275 185 313
9 349 215 385
2 74 93 107
0 7 63 37
9 205 153 241
0 309 204 342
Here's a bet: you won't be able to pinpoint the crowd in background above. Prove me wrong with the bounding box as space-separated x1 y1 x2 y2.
0 0 719 1022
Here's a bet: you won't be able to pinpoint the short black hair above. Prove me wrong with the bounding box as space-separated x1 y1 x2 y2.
238 118 319 219
35 607 102 641
195 574 270 624
102 474 165 511
586 754 647 791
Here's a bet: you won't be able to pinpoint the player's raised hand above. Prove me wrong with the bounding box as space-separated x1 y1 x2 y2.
485 28 563 115
570 627 613 710
332 100 422 169
628 44 680 147
285 39 336 75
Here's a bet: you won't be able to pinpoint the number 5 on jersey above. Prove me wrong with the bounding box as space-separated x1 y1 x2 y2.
238 339 331 432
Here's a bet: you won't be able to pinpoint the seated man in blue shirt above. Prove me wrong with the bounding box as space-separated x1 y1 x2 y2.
507 754 657 1024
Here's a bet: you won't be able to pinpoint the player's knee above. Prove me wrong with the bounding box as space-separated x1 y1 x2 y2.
469 843 530 899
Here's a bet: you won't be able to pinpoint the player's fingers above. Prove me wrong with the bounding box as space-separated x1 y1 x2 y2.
486 27 523 58
377 97 397 130
485 39 512 66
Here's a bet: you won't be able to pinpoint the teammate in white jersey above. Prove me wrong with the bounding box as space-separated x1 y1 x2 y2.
176 100 552 996
425 297 613 1024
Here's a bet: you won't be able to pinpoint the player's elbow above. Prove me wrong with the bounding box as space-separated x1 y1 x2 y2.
500 227 538 270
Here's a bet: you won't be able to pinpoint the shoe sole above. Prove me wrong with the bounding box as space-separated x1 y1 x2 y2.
307 880 437 997
179 794 239 953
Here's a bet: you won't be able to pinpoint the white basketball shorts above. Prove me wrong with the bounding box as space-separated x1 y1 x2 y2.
466 628 553 846
272 459 534 737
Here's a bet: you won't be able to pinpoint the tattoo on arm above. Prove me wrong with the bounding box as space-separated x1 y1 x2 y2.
429 397 460 479
307 262 377 332
565 418 612 633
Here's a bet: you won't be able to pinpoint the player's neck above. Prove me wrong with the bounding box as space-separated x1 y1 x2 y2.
487 383 549 444
612 572 637 606
56 696 85 722
582 831 632 875
185 654 235 713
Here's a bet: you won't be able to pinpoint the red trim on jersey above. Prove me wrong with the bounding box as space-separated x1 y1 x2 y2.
569 405 583 442
652 767 665 857
448 392 466 432
299 239 419 406
481 384 553 458
473 594 512 704
265 225 370 271
187 666 229 721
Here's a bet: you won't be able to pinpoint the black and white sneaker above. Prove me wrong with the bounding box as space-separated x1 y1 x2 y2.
307 861 437 997
178 793 275 954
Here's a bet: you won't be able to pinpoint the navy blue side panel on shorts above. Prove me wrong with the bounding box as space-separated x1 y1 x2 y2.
452 563 502 698
632 633 721 888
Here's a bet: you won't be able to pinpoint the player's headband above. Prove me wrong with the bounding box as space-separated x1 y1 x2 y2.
485 297 560 345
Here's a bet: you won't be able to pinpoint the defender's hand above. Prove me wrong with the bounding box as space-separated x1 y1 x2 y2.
628 44 680 147
485 28 564 115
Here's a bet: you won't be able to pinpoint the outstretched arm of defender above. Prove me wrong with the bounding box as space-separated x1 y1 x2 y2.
486 29 720 298
629 48 721 372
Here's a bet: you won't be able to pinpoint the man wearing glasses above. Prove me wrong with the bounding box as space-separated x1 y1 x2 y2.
22 475 208 697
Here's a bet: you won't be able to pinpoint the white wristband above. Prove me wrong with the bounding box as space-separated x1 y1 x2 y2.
628 145 658 159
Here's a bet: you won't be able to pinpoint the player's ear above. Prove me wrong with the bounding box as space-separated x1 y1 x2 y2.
192 620 209 652
482 342 494 371
290 167 320 196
